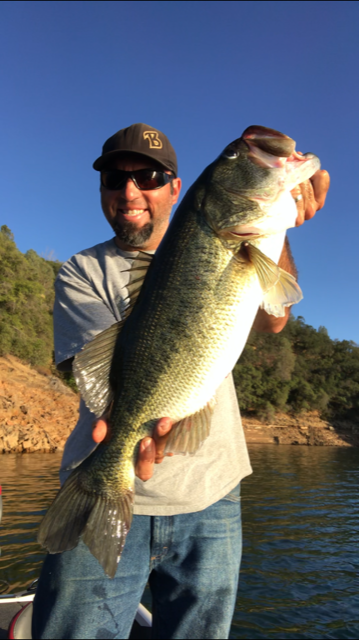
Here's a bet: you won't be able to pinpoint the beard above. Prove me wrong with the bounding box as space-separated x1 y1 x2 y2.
113 220 154 248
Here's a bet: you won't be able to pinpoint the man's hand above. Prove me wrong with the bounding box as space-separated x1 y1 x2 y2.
253 168 330 334
92 416 173 481
291 168 330 226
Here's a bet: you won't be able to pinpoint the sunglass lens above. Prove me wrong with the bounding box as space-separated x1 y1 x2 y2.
101 170 170 190
101 171 126 190
133 170 164 190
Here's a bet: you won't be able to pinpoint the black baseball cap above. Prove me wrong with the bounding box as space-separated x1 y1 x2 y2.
93 123 178 176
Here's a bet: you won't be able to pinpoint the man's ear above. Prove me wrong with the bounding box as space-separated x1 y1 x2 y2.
171 177 182 205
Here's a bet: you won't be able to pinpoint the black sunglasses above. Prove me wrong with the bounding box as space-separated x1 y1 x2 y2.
101 169 175 191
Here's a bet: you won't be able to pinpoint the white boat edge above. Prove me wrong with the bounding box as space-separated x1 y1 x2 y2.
0 594 34 604
135 603 152 627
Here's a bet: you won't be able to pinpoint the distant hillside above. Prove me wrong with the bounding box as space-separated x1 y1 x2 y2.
1 226 359 424
0 225 60 367
233 318 359 423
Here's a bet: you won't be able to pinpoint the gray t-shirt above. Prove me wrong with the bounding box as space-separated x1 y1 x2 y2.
54 238 252 515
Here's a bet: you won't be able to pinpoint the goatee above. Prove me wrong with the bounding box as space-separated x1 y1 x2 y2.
113 221 154 248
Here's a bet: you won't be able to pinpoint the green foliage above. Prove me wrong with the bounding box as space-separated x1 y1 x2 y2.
234 315 359 422
0 226 60 366
57 370 78 393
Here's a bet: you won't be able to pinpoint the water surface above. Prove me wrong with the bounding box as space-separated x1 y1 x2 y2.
234 446 359 639
0 454 61 592
1 446 358 638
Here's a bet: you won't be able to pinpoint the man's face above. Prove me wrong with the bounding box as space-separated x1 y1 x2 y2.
100 155 182 251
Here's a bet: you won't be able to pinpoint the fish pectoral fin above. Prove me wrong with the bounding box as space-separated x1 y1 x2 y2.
73 321 123 417
38 464 134 579
164 398 216 456
244 242 281 293
260 268 303 317
244 241 303 317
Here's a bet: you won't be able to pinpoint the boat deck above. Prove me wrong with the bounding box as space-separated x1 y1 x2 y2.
0 603 22 639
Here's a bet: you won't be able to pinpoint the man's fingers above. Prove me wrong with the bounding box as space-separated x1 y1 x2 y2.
311 170 330 210
92 418 109 443
302 180 317 221
135 418 173 481
135 437 155 481
94 416 174 481
154 417 173 463
292 169 330 227
156 417 173 437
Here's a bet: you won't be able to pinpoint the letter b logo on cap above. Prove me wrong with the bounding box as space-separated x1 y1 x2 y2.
143 131 163 149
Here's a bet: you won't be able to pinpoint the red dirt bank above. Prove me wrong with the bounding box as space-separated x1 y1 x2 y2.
0 355 79 453
0 355 358 453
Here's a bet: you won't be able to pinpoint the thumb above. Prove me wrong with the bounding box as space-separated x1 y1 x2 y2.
92 418 110 443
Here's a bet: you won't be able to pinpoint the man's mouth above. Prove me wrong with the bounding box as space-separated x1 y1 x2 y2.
118 209 148 222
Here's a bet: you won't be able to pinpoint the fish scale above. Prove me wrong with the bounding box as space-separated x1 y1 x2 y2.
116 235 247 420
38 125 320 577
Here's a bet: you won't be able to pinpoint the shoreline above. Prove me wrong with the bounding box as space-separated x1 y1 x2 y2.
242 413 359 447
1 355 358 453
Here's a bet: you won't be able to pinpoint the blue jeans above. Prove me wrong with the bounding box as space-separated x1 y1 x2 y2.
32 485 242 639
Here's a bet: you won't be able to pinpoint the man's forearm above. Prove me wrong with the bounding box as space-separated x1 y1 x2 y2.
252 237 296 334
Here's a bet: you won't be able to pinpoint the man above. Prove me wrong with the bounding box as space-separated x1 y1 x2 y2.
32 123 329 640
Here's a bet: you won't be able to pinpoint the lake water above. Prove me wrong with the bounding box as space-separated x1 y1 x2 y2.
1 446 359 639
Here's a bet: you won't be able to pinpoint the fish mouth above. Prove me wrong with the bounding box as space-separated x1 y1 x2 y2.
242 125 296 159
241 125 309 170
222 225 262 238
246 145 307 170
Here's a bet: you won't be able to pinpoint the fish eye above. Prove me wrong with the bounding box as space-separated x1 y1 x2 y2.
222 147 239 160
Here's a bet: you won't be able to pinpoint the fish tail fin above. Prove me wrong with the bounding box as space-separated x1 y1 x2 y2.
38 470 95 552
82 489 133 578
38 467 134 578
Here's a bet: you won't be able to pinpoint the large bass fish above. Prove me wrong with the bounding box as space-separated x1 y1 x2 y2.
39 125 320 577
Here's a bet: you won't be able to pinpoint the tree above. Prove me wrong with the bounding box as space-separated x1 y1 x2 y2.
234 316 359 422
0 227 56 365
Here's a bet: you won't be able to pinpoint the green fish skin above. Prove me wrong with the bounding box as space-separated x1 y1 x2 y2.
38 126 320 578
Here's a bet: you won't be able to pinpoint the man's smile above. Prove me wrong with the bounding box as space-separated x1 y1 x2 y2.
117 208 149 222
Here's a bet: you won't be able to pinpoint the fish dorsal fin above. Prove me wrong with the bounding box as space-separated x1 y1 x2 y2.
164 398 216 456
73 252 154 416
73 321 123 417
260 268 303 317
244 242 303 318
122 251 153 319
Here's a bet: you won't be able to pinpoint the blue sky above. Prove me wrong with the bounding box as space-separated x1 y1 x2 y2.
1 1 358 343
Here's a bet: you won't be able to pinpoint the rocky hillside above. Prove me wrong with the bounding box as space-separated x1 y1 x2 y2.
243 411 359 447
0 355 79 453
0 355 358 453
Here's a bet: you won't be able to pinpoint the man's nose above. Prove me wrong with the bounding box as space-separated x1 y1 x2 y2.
119 176 142 200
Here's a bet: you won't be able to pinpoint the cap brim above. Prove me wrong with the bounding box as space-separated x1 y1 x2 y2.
93 149 176 175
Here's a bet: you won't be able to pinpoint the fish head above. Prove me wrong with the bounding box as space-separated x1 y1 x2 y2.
203 125 321 248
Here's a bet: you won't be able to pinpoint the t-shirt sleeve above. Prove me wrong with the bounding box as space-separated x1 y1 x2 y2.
53 257 118 366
